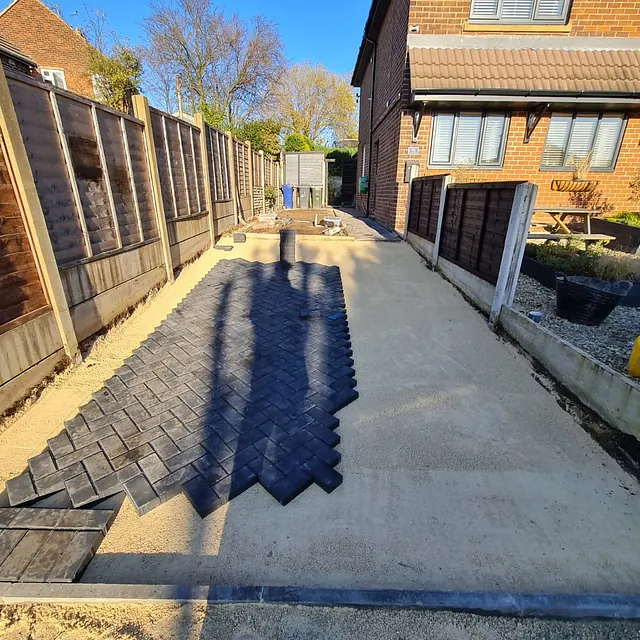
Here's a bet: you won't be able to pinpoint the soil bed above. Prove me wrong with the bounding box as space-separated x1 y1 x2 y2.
244 209 350 237
514 273 640 380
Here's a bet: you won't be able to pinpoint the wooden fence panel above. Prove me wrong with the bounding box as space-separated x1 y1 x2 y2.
439 183 519 285
7 78 86 264
0 133 49 331
56 95 119 255
205 126 231 203
124 119 158 240
407 176 443 243
95 109 141 247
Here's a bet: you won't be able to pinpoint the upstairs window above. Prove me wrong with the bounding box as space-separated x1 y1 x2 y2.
540 113 626 171
41 68 66 89
429 112 509 168
470 0 571 24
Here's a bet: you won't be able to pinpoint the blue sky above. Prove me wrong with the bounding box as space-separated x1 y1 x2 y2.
48 0 371 76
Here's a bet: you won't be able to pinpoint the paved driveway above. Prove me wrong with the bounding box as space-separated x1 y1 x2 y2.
80 237 640 594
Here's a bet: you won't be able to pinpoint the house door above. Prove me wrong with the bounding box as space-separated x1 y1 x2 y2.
370 141 379 215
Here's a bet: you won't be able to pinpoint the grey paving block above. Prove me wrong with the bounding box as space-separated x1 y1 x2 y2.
19 531 69 582
164 444 206 473
9 508 66 529
138 453 170 484
57 509 116 533
0 530 50 581
123 475 160 516
65 473 99 508
27 451 56 480
152 465 198 502
0 508 19 528
149 434 181 460
6 472 37 506
70 425 115 449
182 474 223 518
99 434 128 460
34 463 84 497
64 414 90 439
83 452 114 483
46 531 103 583
111 444 154 470
55 443 101 470
0 529 25 566
94 464 141 499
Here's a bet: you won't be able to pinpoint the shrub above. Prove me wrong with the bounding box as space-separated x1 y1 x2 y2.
528 240 640 283
264 184 277 206
610 211 640 228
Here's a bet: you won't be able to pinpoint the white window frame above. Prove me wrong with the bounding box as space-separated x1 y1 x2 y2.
428 111 510 169
41 68 67 90
540 112 627 172
469 0 572 24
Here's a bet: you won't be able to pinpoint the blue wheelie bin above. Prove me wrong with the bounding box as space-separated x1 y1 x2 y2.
282 184 294 209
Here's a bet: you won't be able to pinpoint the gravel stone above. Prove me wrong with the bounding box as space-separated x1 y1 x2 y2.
514 274 640 380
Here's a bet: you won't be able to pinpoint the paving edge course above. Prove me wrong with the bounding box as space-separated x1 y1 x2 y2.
0 584 639 620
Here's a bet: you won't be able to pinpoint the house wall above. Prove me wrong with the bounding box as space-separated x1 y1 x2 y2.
388 109 640 233
355 0 410 222
407 0 640 37
0 0 94 97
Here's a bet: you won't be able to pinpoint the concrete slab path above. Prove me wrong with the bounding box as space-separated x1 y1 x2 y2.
80 238 640 594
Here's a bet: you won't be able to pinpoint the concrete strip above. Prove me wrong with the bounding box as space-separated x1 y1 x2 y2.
1 583 639 619
500 306 640 440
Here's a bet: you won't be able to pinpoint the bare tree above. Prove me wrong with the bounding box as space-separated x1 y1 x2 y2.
267 63 358 145
142 0 284 127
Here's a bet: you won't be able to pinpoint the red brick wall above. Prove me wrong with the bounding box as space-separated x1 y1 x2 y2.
389 110 640 234
0 0 94 96
355 0 410 215
408 0 640 37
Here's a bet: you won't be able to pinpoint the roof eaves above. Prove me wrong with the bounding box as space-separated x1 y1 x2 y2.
351 0 392 88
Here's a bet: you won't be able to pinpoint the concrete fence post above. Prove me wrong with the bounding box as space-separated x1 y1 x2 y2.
0 64 80 362
489 182 538 328
432 174 454 267
132 95 174 282
195 112 216 247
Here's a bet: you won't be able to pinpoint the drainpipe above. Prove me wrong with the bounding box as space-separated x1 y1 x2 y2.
364 36 377 218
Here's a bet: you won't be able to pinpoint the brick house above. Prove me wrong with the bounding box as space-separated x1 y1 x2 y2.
351 0 640 232
0 32 35 76
0 0 95 96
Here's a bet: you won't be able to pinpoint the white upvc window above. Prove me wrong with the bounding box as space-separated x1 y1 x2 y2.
540 113 626 171
429 112 509 168
41 68 66 89
470 0 571 24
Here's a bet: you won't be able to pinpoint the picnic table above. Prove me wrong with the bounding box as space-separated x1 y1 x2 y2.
529 207 615 245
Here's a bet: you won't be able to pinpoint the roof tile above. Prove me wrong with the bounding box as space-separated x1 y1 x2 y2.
409 47 640 95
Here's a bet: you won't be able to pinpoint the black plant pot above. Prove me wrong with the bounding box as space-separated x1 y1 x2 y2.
555 274 633 326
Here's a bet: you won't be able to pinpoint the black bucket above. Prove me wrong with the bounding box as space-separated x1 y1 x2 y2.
556 274 633 326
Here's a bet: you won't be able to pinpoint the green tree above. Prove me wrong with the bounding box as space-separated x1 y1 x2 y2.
89 46 143 113
284 133 314 152
236 119 281 156
268 63 358 145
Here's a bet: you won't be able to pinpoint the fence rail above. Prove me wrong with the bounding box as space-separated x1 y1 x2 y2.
0 65 282 415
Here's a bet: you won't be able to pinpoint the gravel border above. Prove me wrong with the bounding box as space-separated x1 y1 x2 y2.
514 274 640 380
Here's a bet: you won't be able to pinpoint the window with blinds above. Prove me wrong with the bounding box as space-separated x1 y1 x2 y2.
429 112 509 168
540 114 625 171
469 0 570 23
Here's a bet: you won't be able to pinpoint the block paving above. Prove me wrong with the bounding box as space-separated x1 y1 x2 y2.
0 259 358 581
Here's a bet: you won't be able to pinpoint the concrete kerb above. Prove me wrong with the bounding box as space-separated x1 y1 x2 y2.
1 584 640 619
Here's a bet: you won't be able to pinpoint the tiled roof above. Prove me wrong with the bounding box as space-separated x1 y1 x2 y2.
409 47 640 95
0 32 34 65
